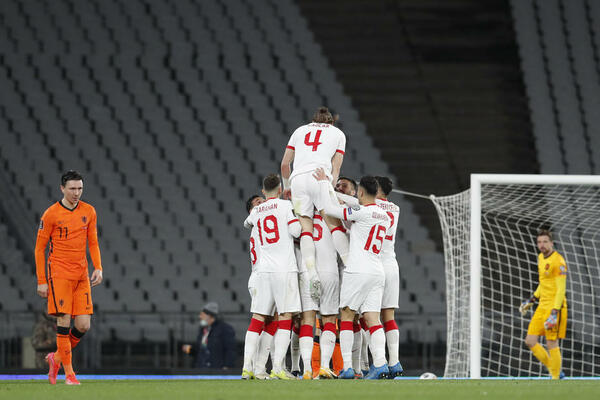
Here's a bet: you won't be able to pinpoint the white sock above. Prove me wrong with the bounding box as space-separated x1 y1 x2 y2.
370 328 387 368
361 330 370 371
243 330 260 371
299 336 314 374
352 330 362 372
331 230 349 265
273 328 291 373
385 328 400 366
339 329 354 371
300 234 316 270
320 330 336 369
291 330 300 372
254 331 274 374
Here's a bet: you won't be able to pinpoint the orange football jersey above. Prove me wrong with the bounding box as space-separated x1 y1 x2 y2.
35 200 102 284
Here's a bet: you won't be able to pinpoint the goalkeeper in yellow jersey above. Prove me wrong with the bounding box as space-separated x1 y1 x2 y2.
519 230 567 379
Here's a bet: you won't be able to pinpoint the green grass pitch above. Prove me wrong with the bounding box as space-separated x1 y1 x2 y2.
1 380 599 400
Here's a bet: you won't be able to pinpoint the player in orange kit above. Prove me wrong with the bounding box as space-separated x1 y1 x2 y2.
35 170 104 385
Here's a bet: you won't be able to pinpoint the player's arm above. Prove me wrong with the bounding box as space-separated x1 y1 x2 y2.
35 212 53 297
87 208 103 287
281 146 295 199
335 191 360 208
287 208 301 238
330 151 344 185
243 211 255 229
553 263 567 310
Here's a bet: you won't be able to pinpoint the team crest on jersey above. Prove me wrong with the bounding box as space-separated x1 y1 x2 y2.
545 264 550 270
38 220 44 230
59 299 64 307
82 216 87 224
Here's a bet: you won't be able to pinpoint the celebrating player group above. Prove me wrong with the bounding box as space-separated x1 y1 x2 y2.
240 107 404 380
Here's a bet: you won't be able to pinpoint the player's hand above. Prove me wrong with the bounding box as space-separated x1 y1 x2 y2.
312 168 327 181
544 309 558 330
282 188 292 200
182 344 192 354
91 269 103 287
37 283 48 298
519 296 536 316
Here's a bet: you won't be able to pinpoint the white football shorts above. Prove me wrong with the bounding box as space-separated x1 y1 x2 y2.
250 271 301 316
339 271 384 313
290 172 335 217
381 259 400 309
298 271 340 315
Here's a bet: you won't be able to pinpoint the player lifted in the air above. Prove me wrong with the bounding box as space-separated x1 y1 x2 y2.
519 230 567 379
243 174 302 380
374 176 404 377
280 107 349 298
314 168 391 380
35 170 104 385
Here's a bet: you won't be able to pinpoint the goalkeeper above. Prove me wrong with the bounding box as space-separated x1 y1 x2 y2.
519 230 567 379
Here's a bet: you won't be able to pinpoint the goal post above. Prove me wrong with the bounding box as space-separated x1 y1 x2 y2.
432 174 600 378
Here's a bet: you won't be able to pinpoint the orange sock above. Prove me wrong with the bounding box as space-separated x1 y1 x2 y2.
56 327 74 376
332 342 343 375
69 327 85 349
312 341 321 378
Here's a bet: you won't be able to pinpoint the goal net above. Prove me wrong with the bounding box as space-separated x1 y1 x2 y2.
431 174 600 378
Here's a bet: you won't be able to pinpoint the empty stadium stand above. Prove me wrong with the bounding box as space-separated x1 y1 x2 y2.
297 0 539 248
511 0 600 174
0 0 446 360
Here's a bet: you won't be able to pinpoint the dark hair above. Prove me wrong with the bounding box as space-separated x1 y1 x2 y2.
537 229 553 241
263 174 281 192
359 176 379 196
312 106 334 124
61 170 83 186
374 176 393 196
246 195 260 213
338 176 358 193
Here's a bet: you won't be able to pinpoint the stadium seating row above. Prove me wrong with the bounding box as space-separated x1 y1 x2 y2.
0 0 446 343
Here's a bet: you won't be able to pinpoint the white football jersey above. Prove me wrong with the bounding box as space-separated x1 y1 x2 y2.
244 198 300 273
313 215 338 274
287 122 346 180
375 198 400 261
249 224 261 272
341 204 390 275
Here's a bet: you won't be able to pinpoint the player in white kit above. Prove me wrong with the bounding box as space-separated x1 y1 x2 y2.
280 107 349 299
242 195 264 379
243 175 302 380
314 168 391 380
374 176 404 378
295 213 341 379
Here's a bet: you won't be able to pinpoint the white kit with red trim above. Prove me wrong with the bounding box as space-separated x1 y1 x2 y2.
286 122 346 181
244 198 301 273
375 198 399 260
341 204 391 276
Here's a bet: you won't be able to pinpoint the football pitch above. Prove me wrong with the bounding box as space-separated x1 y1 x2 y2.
1 379 599 400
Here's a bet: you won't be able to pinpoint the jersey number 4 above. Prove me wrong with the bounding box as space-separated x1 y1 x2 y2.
364 225 386 254
304 130 322 152
257 215 280 245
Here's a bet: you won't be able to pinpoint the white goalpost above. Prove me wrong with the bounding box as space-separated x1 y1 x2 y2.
430 174 600 378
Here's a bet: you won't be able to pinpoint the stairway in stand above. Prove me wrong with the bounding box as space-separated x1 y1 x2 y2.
297 0 538 248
